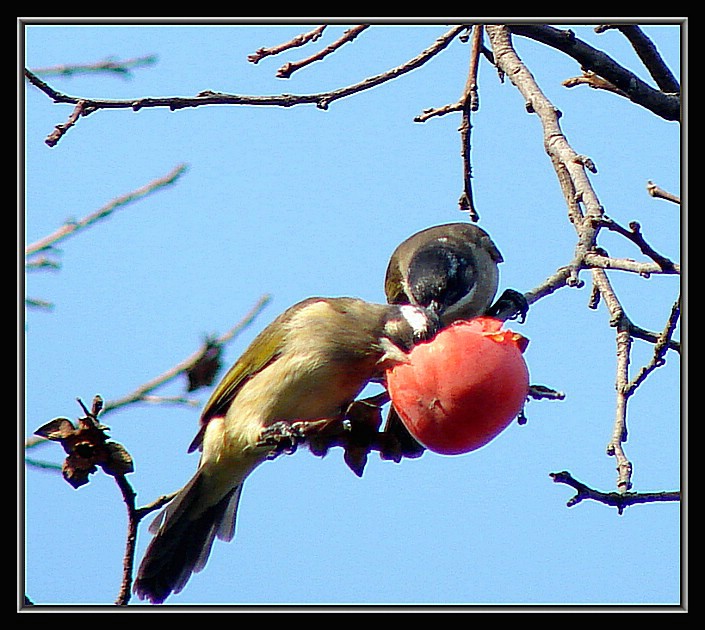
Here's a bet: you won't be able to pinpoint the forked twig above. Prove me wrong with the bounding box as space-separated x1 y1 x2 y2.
26 25 467 146
276 25 370 78
550 471 679 514
247 25 327 64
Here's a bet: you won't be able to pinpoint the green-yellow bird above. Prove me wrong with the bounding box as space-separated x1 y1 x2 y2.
133 296 437 604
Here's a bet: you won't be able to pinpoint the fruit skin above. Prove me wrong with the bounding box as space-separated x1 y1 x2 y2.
386 317 529 455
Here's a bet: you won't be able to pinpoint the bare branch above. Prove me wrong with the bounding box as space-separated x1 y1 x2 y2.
44 99 90 147
486 26 679 499
588 270 680 494
247 25 327 64
414 25 475 122
647 180 681 204
523 266 574 305
626 297 681 394
276 25 369 78
24 295 272 457
113 473 177 606
102 294 272 414
583 252 680 276
25 164 189 257
30 54 158 79
562 70 627 96
508 24 680 121
25 297 54 311
597 216 679 273
457 24 484 219
550 471 679 514
486 25 605 287
528 385 566 401
595 25 680 94
25 26 467 145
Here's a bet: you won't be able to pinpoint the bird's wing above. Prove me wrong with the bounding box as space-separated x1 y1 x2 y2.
187 314 288 453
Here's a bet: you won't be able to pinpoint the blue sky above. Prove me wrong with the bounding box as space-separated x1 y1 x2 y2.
22 21 682 608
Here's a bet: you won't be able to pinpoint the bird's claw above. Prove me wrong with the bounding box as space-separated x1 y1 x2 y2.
258 421 307 459
488 289 529 323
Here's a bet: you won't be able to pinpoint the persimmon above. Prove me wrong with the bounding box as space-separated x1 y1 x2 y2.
386 317 529 455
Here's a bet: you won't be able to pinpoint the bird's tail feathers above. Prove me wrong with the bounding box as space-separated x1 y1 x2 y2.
134 471 243 604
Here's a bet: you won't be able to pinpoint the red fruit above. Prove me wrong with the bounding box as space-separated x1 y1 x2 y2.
386 317 529 455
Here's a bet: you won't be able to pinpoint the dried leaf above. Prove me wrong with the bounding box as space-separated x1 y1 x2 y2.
186 339 223 391
102 442 135 477
343 446 368 478
34 417 76 442
62 453 97 489
33 398 134 489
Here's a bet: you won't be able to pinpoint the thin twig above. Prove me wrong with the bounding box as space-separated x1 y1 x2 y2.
583 252 680 277
486 26 605 287
591 269 633 492
44 99 90 147
30 54 158 79
247 25 327 64
25 164 189 257
414 101 464 123
25 256 61 271
562 70 627 96
24 295 272 457
458 25 484 219
626 297 680 394
595 25 680 94
113 473 176 606
508 24 680 121
647 180 681 204
25 297 54 311
522 266 574 306
25 26 467 145
414 25 475 123
597 216 679 273
101 294 272 414
550 470 679 514
276 25 369 78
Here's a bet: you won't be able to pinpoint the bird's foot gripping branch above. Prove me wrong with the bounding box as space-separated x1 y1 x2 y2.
258 420 310 458
256 395 412 477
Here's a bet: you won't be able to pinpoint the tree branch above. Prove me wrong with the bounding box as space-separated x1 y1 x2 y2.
25 25 467 146
113 474 176 605
625 297 681 395
247 25 327 64
486 25 605 286
550 471 679 514
589 269 680 493
595 25 680 94
647 180 681 204
486 26 679 500
30 54 158 79
25 164 189 257
508 24 679 121
457 24 484 219
597 216 679 273
275 25 370 78
24 294 272 458
101 293 272 414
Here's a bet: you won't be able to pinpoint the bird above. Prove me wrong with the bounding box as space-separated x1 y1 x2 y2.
382 222 523 458
133 296 438 604
384 222 504 325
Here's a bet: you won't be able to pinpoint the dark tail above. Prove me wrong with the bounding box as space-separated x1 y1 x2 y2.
133 471 243 604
